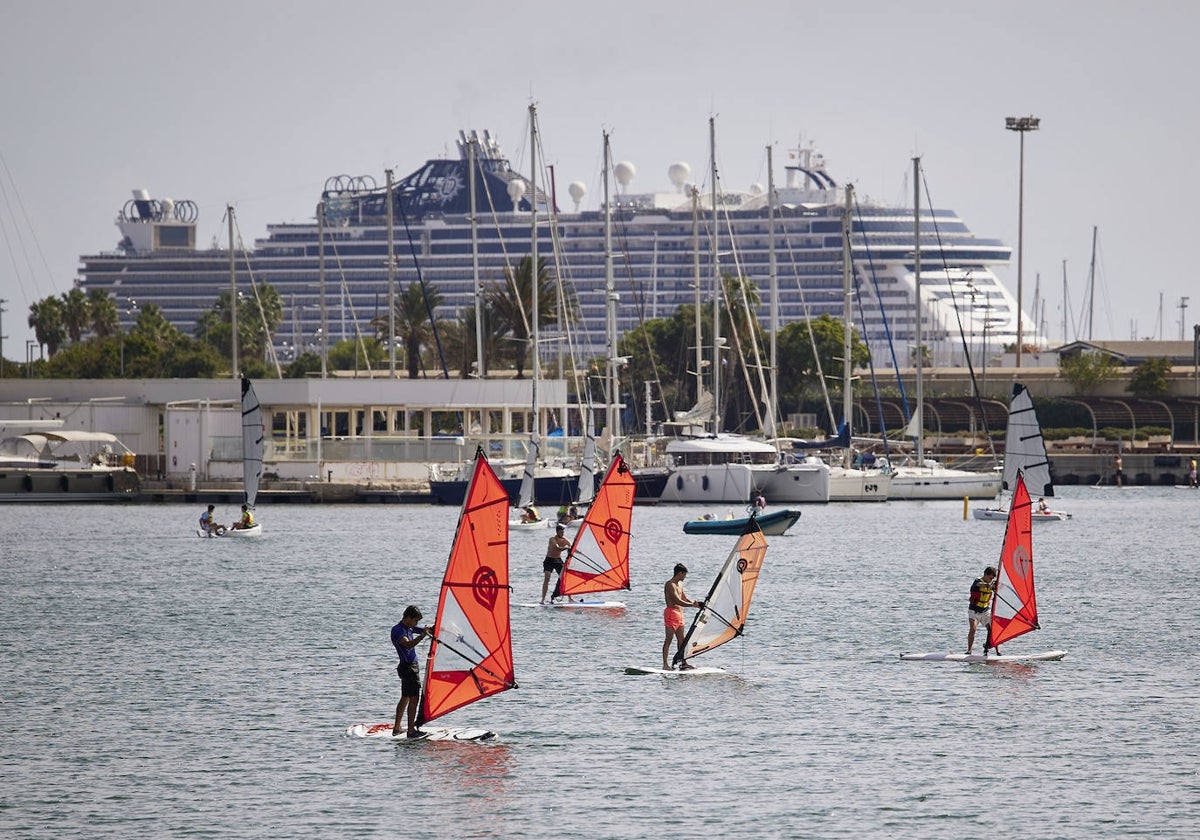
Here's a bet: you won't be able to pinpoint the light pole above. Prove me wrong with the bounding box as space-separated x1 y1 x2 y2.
1006 115 1039 368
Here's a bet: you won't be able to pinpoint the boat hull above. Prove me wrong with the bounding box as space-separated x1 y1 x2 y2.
683 509 801 536
886 467 1001 500
756 464 832 504
827 467 891 502
973 507 1070 522
0 467 140 502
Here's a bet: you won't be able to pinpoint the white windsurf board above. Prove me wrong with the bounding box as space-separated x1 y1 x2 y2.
624 665 729 676
345 723 497 741
899 650 1067 663
517 600 626 609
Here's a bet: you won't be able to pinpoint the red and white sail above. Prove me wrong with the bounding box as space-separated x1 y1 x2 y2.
420 448 517 725
675 517 768 665
988 472 1040 649
559 453 635 597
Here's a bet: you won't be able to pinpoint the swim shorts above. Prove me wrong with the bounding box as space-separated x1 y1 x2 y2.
544 557 564 574
664 606 684 630
396 662 421 697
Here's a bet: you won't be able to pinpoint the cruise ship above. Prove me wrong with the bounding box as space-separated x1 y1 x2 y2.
78 129 1030 404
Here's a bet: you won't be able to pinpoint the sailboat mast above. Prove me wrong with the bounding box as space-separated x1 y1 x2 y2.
318 200 327 379
842 183 854 469
767 144 778 439
1087 224 1097 340
387 168 396 379
913 157 924 463
228 206 238 379
710 117 721 435
604 131 620 445
692 187 702 406
470 137 484 376
530 104 540 438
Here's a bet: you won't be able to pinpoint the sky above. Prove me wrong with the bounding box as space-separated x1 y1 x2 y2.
2 1 1199 358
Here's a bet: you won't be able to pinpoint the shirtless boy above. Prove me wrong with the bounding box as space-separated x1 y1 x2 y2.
663 563 702 670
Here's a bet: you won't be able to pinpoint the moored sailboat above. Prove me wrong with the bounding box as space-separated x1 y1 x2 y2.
900 472 1066 663
348 447 518 740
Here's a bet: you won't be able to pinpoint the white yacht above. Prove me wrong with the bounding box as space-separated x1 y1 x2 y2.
658 435 829 504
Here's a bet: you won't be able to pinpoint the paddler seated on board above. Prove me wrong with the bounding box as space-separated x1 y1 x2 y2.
542 524 576 604
392 605 431 739
198 504 223 536
967 566 1000 656
664 563 703 671
231 504 255 530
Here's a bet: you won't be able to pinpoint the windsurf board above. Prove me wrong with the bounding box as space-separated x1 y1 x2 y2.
899 650 1067 663
517 600 626 609
623 665 729 676
345 723 497 741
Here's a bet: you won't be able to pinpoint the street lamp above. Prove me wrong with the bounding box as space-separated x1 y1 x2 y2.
1006 115 1040 368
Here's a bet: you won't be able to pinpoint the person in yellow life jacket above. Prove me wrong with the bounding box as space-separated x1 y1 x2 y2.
231 503 255 530
967 566 998 656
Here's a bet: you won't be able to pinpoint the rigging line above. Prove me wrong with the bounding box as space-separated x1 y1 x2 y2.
844 211 893 456
425 631 517 689
231 212 283 378
394 192 449 379
778 219 837 430
0 150 54 299
918 168 997 465
325 230 376 373
565 549 610 575
852 197 910 423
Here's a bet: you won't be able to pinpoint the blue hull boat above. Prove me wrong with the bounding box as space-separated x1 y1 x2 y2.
682 509 801 536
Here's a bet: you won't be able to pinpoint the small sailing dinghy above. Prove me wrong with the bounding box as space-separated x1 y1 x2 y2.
974 383 1070 523
902 472 1066 663
348 447 517 741
198 377 264 538
523 452 635 609
626 515 768 675
509 434 548 532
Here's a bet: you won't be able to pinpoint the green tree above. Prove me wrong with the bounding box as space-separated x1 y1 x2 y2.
1059 351 1119 395
285 352 322 378
774 314 869 420
328 337 385 372
1127 356 1173 396
195 285 283 372
396 281 444 378
28 296 66 357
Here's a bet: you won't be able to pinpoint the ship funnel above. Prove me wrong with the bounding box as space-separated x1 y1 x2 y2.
568 181 586 212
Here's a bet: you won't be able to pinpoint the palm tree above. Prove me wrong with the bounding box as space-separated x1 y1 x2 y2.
61 288 90 344
396 280 443 378
483 255 566 378
28 296 66 357
88 289 120 339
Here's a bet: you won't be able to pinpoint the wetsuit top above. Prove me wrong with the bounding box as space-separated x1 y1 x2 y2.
391 623 421 665
970 578 994 612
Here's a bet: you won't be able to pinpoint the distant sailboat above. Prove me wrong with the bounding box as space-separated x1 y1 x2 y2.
901 472 1067 663
974 383 1071 522
199 377 264 538
347 447 517 740
626 516 768 675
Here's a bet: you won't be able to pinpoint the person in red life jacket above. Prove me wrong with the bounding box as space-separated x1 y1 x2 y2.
392 605 430 738
967 566 999 656
663 563 703 670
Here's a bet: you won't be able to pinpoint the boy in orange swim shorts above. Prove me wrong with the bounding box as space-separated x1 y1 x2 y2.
662 563 702 670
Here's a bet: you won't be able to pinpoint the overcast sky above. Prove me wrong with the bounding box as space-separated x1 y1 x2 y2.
2 1 1198 356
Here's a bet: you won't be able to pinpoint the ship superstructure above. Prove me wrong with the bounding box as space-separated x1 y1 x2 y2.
79 131 1029 372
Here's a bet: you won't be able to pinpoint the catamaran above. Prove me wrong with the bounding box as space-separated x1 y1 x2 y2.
348 447 518 740
197 377 264 538
537 452 635 609
901 472 1067 663
974 383 1071 522
626 516 768 675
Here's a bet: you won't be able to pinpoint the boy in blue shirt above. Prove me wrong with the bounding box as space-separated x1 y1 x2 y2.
391 606 430 738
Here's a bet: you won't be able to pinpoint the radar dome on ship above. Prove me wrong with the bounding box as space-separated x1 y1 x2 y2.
668 162 691 192
568 181 587 211
614 161 635 189
507 179 526 207
749 183 764 196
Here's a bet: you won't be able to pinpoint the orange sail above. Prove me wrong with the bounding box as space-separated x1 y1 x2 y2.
419 449 517 726
675 517 768 664
559 453 635 597
988 472 1039 649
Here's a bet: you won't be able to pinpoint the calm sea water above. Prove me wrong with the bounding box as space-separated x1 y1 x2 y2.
2 487 1197 838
